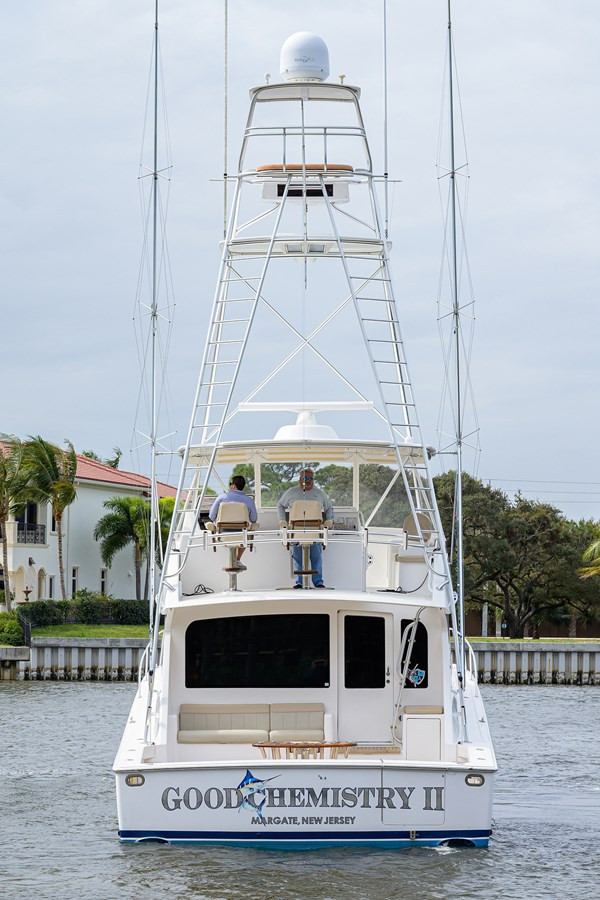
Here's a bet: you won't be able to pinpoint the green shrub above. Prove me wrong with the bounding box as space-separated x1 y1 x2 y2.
109 598 149 625
72 589 111 624
19 594 149 628
0 611 24 646
0 589 16 608
56 600 71 622
20 600 66 626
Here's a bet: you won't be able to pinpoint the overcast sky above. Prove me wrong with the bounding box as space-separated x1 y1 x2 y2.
1 1 598 521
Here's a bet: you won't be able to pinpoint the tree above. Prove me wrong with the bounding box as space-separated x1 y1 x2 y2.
231 462 308 506
156 496 175 567
94 496 150 601
230 461 410 526
81 450 101 461
433 471 600 638
529 519 600 636
21 437 77 601
105 448 122 469
82 447 122 469
317 464 353 507
0 436 26 611
579 528 600 580
140 496 176 599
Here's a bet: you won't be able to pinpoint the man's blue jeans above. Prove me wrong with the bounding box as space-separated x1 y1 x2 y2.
292 543 324 586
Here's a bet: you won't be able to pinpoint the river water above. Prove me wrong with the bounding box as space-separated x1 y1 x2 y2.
1 683 598 899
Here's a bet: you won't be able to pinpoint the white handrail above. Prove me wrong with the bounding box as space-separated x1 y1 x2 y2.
138 643 149 687
391 607 425 744
465 638 478 682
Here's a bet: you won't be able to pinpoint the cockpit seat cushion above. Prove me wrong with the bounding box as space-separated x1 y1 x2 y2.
269 702 325 742
178 703 270 744
178 728 269 744
287 500 324 546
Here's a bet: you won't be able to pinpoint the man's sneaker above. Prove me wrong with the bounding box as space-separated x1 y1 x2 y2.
234 562 247 571
315 584 327 589
293 583 303 589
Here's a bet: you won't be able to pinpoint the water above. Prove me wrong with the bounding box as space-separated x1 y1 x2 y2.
2 683 598 899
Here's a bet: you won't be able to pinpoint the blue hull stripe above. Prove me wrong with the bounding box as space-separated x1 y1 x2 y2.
120 828 491 845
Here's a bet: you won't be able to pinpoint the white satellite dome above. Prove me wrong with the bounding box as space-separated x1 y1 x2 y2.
280 32 330 83
274 411 339 441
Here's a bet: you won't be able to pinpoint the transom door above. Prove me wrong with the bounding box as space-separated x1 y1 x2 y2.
337 611 394 743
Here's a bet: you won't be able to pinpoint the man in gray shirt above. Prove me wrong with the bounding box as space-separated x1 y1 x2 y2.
278 468 334 588
209 475 257 570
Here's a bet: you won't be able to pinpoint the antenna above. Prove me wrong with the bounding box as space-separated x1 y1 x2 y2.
383 0 389 239
149 0 159 642
446 0 467 710
141 0 178 741
223 0 229 238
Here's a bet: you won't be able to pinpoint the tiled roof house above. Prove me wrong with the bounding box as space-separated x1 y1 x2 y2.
0 450 176 604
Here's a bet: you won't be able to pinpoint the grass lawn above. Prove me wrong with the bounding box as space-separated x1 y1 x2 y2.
31 624 150 639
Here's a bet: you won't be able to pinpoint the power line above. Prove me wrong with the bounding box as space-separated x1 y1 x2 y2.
507 489 600 496
484 478 600 486
533 499 600 505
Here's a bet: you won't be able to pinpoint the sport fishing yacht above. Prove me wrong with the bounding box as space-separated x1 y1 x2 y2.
114 30 496 848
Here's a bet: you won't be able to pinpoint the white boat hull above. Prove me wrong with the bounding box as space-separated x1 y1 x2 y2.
116 760 493 848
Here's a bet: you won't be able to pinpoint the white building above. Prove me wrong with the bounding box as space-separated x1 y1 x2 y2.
1 454 176 604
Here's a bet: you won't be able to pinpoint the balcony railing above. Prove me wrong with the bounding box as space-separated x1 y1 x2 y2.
16 524 47 545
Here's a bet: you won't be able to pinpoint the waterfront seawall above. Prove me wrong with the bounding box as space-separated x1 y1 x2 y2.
472 641 600 685
7 638 148 682
3 638 600 684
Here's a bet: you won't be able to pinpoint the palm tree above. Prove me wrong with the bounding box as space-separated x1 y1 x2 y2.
21 437 77 600
0 436 26 611
94 496 150 601
580 531 600 579
105 447 122 469
140 496 175 601
81 447 122 469
157 496 175 567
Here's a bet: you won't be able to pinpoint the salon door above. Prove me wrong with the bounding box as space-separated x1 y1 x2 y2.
337 611 394 743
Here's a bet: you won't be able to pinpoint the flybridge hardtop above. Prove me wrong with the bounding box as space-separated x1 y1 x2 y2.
115 30 496 850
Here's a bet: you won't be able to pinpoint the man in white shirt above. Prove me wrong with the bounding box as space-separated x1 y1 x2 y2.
278 468 334 588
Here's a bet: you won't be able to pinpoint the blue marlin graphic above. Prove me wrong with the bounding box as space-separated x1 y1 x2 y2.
236 769 279 826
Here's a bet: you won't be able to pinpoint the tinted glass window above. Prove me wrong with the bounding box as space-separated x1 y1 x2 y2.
400 620 428 688
185 614 330 688
344 615 385 688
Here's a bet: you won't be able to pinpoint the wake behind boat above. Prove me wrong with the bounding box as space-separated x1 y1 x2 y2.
114 29 496 849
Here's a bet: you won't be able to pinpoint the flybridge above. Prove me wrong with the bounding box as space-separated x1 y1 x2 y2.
155 30 451 606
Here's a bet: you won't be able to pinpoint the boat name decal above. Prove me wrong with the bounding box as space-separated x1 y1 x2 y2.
161 770 445 823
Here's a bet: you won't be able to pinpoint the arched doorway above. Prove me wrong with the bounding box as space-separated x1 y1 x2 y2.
14 567 25 603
